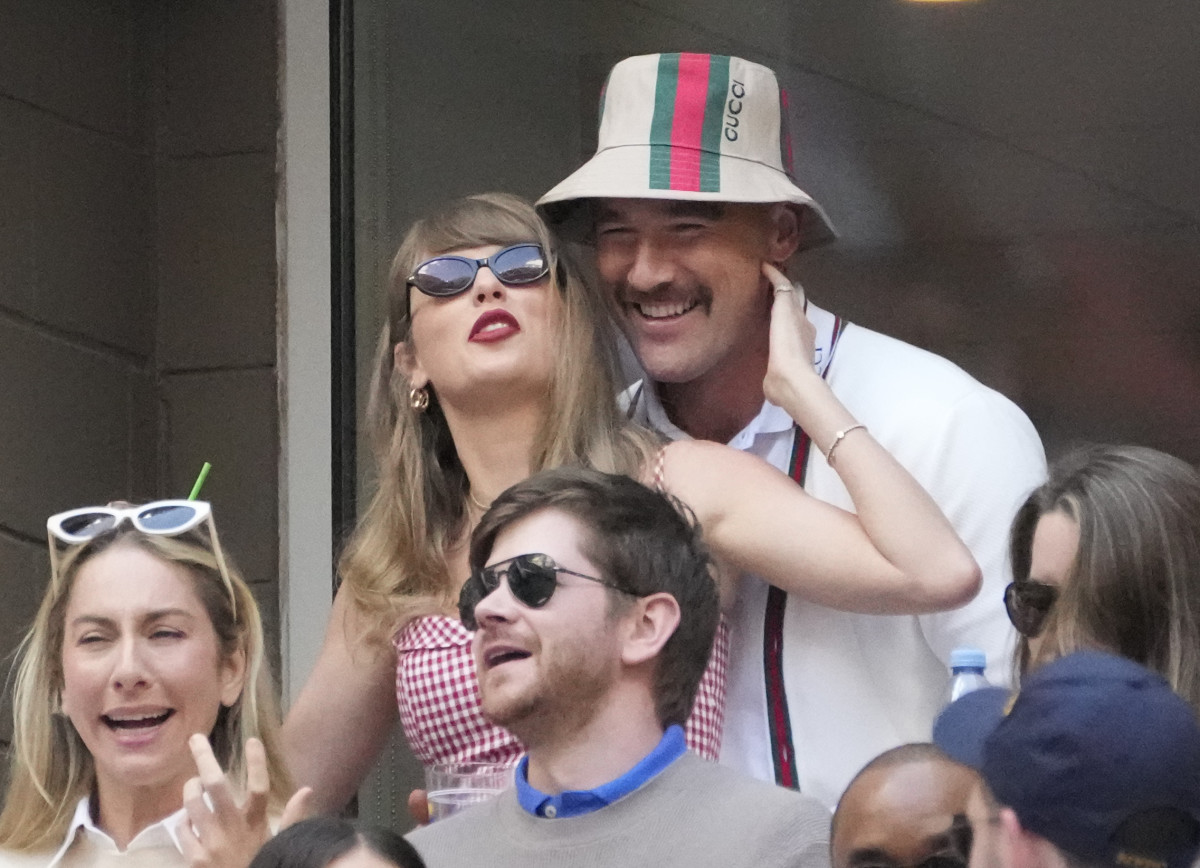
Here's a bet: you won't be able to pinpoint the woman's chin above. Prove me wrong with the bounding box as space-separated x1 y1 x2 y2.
92 744 192 801
438 369 555 410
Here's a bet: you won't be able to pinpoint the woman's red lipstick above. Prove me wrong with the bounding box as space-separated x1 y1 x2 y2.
469 310 520 342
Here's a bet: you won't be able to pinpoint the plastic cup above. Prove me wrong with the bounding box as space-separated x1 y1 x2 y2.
424 761 513 822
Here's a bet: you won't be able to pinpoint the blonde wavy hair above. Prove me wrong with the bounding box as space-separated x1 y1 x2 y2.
339 192 657 641
0 523 291 851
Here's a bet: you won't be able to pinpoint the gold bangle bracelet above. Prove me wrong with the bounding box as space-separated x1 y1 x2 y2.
825 424 868 466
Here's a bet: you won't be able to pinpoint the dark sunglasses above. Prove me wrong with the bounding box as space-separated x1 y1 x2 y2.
853 817 972 868
407 243 549 299
854 855 966 868
1004 579 1059 638
458 552 639 630
947 814 975 866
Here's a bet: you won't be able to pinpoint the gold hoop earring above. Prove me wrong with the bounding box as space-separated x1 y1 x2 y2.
409 386 429 412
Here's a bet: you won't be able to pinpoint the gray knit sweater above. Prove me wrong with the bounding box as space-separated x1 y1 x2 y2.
407 752 832 868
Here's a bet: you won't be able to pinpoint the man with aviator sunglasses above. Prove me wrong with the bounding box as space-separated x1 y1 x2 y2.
407 467 831 868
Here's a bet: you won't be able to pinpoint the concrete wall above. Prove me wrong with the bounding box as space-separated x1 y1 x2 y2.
0 0 280 762
154 0 281 661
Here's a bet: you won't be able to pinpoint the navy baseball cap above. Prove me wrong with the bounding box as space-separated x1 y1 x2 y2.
934 651 1200 868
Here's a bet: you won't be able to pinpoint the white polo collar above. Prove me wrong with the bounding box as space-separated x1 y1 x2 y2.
627 301 842 448
45 797 186 867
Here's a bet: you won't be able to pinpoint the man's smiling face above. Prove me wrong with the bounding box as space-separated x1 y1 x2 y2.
593 198 778 387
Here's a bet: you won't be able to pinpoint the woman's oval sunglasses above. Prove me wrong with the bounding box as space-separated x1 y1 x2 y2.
407 243 549 299
457 552 642 630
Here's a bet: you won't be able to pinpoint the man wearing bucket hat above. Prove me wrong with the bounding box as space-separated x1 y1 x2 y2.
932 651 1200 868
538 52 1046 808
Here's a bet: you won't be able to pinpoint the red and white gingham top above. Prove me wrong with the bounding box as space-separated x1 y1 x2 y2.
393 615 729 766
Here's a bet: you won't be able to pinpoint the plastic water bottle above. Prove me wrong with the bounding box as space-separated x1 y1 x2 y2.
945 647 991 704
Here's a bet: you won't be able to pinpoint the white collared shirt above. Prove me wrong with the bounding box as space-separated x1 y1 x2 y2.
633 373 797 458
624 296 842 464
626 299 1046 808
0 798 187 868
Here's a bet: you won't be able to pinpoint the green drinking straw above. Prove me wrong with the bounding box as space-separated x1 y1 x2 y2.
188 462 212 501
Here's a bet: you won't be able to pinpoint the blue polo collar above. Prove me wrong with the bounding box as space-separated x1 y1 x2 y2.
514 725 687 819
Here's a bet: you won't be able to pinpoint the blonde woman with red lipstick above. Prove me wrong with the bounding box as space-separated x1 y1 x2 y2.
283 193 980 815
0 501 306 866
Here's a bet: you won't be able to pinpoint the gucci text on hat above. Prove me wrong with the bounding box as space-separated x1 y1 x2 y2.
537 52 836 251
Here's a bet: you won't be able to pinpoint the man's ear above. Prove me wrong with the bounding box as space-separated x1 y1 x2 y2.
393 341 428 390
620 592 681 667
764 203 802 264
1000 807 1060 868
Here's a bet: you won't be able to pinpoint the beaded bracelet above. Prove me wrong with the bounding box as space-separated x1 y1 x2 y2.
825 424 867 466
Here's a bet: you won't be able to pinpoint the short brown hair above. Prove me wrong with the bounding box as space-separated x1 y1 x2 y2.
469 467 719 728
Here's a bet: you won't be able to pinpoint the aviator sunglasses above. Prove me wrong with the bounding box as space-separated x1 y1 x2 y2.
1004 579 1059 638
457 552 642 630
47 499 237 616
407 243 549 299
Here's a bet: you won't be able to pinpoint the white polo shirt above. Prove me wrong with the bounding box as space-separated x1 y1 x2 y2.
0 798 186 868
630 301 1046 809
